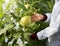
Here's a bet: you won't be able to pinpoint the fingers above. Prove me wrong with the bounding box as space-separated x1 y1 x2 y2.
31 16 39 22
31 13 43 22
31 14 37 22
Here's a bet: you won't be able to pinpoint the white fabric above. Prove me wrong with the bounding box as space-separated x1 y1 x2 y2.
55 0 60 3
45 13 51 22
37 0 60 46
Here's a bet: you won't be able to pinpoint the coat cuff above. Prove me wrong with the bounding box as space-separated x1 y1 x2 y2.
37 31 44 40
37 30 48 40
44 13 51 22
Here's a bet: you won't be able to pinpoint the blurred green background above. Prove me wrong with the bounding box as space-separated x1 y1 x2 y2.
0 0 55 46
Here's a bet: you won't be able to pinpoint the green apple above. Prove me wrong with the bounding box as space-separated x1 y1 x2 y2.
20 16 31 27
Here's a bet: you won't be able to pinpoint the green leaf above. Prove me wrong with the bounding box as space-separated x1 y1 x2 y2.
6 0 14 11
0 0 3 4
24 33 30 41
0 0 3 18
17 2 27 11
0 24 14 35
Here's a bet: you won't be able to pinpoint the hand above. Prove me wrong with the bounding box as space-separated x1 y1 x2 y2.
31 13 44 22
30 33 38 40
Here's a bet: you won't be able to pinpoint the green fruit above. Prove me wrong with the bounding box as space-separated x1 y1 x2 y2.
20 16 31 27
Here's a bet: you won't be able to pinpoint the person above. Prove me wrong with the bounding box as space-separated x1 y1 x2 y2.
30 0 60 46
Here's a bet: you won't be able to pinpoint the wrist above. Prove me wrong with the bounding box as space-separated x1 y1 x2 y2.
41 14 47 21
30 33 38 40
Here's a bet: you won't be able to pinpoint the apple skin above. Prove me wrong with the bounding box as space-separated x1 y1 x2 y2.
20 16 31 27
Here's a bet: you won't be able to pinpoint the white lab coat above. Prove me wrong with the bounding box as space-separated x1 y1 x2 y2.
37 0 60 46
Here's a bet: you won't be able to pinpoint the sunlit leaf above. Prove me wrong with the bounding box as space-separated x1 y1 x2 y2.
0 24 14 35
0 0 3 18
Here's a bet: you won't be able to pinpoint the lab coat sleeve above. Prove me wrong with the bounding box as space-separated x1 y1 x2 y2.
37 0 60 40
44 0 60 22
37 14 60 40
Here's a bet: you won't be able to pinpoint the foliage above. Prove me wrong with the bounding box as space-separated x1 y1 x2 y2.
0 0 54 46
